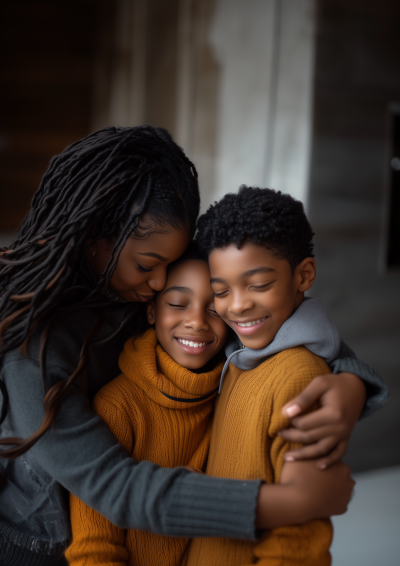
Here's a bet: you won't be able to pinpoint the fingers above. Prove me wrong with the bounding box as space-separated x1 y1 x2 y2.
286 406 345 432
283 436 339 463
316 439 348 470
281 374 332 418
278 424 340 445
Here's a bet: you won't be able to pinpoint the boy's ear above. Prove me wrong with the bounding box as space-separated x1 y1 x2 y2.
146 300 156 325
296 258 316 292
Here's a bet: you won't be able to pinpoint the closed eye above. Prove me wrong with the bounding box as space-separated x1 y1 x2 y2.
252 282 273 290
168 303 186 308
137 264 152 273
209 309 221 318
213 290 228 297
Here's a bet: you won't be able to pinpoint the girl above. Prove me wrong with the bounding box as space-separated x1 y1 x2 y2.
0 126 386 565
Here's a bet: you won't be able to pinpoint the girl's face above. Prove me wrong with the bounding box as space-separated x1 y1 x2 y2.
147 259 228 369
88 219 191 302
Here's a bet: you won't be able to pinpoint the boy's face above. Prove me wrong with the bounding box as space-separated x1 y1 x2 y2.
147 259 228 370
209 242 315 350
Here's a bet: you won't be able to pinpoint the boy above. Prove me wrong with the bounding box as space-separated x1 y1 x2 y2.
66 243 354 566
186 187 356 566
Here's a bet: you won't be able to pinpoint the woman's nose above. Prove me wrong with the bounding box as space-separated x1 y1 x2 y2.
147 267 167 292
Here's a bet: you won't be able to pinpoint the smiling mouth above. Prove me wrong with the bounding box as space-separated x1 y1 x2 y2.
236 317 266 327
178 339 209 347
175 337 213 354
230 316 268 335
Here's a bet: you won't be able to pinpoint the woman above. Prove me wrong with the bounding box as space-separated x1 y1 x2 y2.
0 126 386 565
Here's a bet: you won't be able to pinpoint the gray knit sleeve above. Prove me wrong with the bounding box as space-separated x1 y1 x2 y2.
0 353 260 545
329 340 389 418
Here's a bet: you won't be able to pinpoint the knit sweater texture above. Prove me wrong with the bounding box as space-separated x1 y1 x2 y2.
0 263 261 566
187 347 333 566
66 328 224 566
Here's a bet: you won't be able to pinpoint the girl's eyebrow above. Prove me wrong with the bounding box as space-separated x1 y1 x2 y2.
164 286 193 295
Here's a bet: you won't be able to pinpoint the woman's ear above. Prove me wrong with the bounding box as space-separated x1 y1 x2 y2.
147 300 156 325
296 258 316 292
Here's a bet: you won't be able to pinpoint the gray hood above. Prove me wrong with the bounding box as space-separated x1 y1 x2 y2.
220 298 341 392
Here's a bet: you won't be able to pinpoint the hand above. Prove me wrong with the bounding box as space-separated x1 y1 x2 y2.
278 372 366 469
255 459 355 529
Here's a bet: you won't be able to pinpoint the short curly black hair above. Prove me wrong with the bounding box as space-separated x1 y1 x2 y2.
196 186 314 270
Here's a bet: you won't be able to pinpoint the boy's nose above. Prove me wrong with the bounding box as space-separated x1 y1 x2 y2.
228 293 253 315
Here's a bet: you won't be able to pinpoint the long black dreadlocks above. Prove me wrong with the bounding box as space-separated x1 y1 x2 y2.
0 125 200 457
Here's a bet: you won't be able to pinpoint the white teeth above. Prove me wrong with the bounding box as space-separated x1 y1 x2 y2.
178 339 208 347
237 317 265 328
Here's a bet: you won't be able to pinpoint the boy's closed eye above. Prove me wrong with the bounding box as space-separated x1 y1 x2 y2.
251 281 274 290
208 307 221 318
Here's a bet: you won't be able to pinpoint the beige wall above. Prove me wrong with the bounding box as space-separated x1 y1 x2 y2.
93 0 316 211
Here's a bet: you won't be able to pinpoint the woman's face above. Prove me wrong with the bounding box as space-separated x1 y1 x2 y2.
88 219 191 302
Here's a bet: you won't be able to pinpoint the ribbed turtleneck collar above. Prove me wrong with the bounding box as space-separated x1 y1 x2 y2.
118 329 224 409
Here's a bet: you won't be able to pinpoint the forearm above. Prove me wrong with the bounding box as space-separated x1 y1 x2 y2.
255 482 308 529
255 465 334 529
2 356 261 540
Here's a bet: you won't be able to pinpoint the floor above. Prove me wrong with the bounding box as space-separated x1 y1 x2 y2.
331 465 400 565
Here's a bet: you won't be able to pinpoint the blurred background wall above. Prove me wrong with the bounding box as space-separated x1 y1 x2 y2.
0 0 399 561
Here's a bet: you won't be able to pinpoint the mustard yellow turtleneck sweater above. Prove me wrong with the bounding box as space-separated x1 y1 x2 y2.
186 346 333 566
66 328 223 566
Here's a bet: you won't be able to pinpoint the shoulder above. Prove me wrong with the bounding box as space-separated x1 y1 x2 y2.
273 346 330 373
93 374 140 452
95 373 138 406
92 375 136 439
259 346 330 395
93 374 143 421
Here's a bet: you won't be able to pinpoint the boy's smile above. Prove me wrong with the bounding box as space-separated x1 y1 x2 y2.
209 243 315 350
147 259 228 369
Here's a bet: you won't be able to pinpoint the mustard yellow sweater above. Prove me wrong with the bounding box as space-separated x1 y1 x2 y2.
186 346 333 566
66 328 223 566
